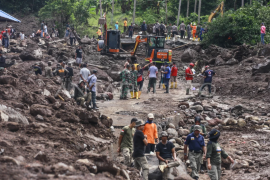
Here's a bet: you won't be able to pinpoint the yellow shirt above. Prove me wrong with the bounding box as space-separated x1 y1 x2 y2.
124 20 127 27
97 29 102 36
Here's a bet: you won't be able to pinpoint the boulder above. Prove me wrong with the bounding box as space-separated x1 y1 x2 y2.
19 48 43 61
0 111 9 122
252 59 270 75
0 75 18 87
30 104 52 117
75 159 97 173
178 102 190 108
107 71 121 81
80 38 92 44
226 58 238 65
168 123 175 129
167 128 178 139
220 49 233 61
181 48 198 62
0 156 21 166
215 55 225 66
78 110 99 124
207 118 222 126
6 122 20 132
190 105 203 112
55 111 80 123
10 46 24 53
232 160 249 169
35 115 44 121
223 118 238 125
178 129 190 136
34 151 48 162
0 105 29 125
53 162 75 173
258 44 270 57
238 119 246 127
100 115 113 128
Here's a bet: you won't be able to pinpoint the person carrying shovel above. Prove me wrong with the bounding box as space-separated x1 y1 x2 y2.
156 131 180 180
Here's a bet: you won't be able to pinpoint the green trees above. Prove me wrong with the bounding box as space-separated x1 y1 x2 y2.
1 0 48 14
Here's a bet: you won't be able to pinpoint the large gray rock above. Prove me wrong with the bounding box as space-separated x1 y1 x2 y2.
226 58 238 65
181 49 198 62
178 129 190 136
215 55 225 66
107 71 121 81
19 48 43 61
30 104 52 117
167 128 178 139
252 59 270 75
220 49 233 61
190 105 203 112
0 104 29 125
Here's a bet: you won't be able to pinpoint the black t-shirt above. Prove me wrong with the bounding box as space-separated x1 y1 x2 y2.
33 66 42 75
66 67 73 77
155 141 175 159
76 49 82 58
133 130 145 158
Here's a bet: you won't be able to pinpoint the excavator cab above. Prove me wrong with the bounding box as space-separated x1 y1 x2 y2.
97 30 120 53
145 36 172 64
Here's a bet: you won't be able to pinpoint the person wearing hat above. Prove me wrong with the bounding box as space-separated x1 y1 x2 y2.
53 63 69 80
261 23 266 45
143 113 158 153
117 118 138 166
191 22 197 39
97 27 102 39
133 120 149 180
74 80 91 108
115 21 119 30
65 62 74 91
120 64 131 100
147 62 158 94
87 70 98 110
184 125 206 180
45 61 53 78
76 46 83 69
33 62 42 76
161 62 171 93
185 63 195 95
206 129 234 180
156 131 180 180
130 64 139 99
123 18 128 33
200 65 216 96
141 20 147 35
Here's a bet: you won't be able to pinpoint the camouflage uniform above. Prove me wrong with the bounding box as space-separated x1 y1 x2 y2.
130 70 138 92
120 69 131 99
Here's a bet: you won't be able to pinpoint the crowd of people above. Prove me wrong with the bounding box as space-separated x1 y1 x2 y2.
118 115 234 180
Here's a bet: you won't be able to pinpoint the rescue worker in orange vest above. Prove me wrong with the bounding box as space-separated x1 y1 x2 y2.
190 23 197 39
96 27 102 39
143 113 159 154
124 18 128 33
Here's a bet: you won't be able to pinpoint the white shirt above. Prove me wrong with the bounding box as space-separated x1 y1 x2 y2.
148 66 158 78
20 34 25 40
80 67 90 81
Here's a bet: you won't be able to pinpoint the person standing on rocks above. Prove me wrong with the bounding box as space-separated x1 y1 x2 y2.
155 21 160 36
115 21 119 30
180 21 186 39
97 27 102 39
187 23 192 40
53 63 69 85
117 118 137 166
65 62 74 91
69 29 75 46
74 80 91 108
166 23 172 39
200 65 215 96
184 125 206 180
128 23 134 38
141 20 147 36
2 30 9 49
44 23 48 34
160 22 166 37
147 62 158 94
161 62 171 93
76 46 83 69
133 120 149 180
33 62 42 76
87 70 98 110
171 24 178 38
130 64 138 99
261 23 266 45
40 21 44 38
206 129 234 180
143 113 158 153
45 61 53 78
120 64 131 100
124 18 128 33
185 63 195 95
156 131 180 180
170 62 178 89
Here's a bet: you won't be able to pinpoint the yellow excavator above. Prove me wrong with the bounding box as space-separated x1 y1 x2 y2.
208 1 224 22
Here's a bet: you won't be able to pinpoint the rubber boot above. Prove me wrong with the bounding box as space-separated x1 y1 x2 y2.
138 91 141 99
135 92 139 99
175 82 177 89
162 84 166 89
170 82 174 89
130 92 134 99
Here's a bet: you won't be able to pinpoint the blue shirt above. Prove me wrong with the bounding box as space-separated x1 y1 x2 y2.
200 28 205 35
184 132 205 151
204 70 215 83
115 24 119 30
88 74 97 92
148 66 158 78
164 66 171 79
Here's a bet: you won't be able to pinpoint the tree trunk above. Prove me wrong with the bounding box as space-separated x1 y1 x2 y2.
99 0 102 17
112 0 114 24
250 0 252 5
133 0 136 24
242 0 244 7
177 0 182 26
198 0 201 23
186 0 189 17
194 0 197 13
234 0 237 10
166 0 168 24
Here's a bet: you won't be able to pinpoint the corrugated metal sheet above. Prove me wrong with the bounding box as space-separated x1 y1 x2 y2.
0 10 21 23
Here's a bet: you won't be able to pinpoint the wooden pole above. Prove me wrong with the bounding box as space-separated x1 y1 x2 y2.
198 0 201 23
250 0 252 5
133 0 136 24
186 0 190 17
99 0 102 17
177 0 182 26
194 0 197 13
242 0 244 7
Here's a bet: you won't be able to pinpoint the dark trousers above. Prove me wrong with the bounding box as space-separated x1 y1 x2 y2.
129 31 133 38
201 83 212 93
70 37 75 45
145 143 155 153
172 31 178 37
138 80 144 91
124 26 127 33
90 91 97 108
156 29 160 36
164 78 170 93
160 30 165 36
181 30 185 38
98 35 102 39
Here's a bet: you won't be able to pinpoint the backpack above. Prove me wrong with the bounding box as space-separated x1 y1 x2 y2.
160 24 165 31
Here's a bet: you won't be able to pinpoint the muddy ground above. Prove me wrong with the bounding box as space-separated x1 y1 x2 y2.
1 15 270 180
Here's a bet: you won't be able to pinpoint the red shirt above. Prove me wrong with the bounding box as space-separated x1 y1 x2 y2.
171 65 178 76
185 67 193 80
0 34 2 40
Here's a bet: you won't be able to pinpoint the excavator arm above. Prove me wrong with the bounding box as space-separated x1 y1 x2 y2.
208 1 224 22
131 35 147 56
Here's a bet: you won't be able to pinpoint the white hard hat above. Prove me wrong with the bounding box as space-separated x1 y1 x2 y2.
148 113 154 119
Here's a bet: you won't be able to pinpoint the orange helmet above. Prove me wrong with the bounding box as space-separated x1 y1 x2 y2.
190 63 195 67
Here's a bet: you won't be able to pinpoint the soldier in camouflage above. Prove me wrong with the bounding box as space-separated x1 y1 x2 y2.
45 61 53 78
120 64 131 100
130 64 138 99
206 129 234 180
